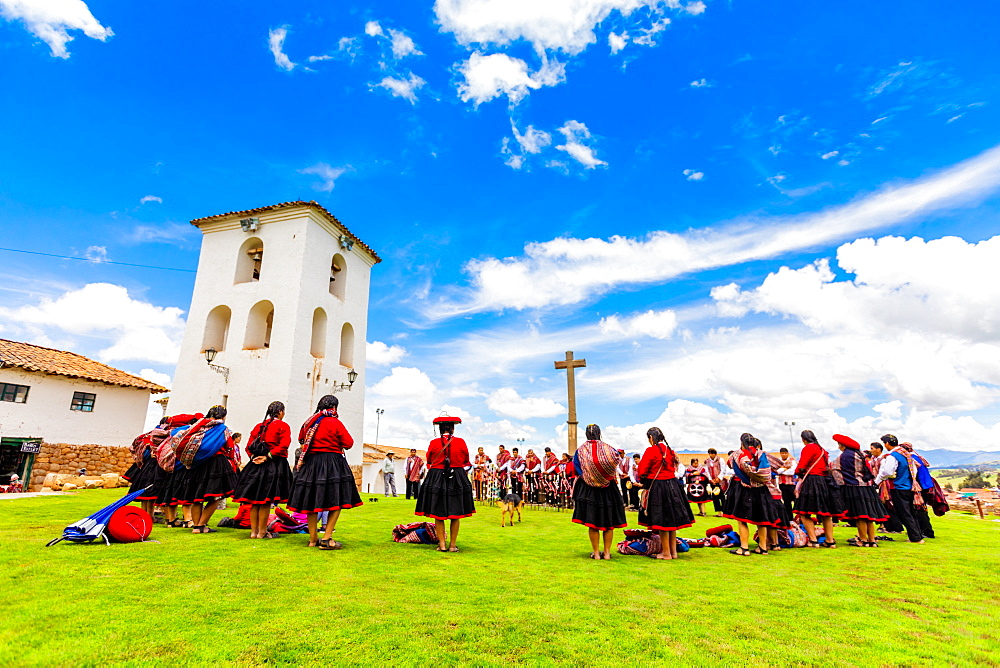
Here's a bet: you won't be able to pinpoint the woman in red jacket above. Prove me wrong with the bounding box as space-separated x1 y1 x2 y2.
415 415 476 552
288 395 363 550
233 401 293 539
637 427 695 560
794 429 843 548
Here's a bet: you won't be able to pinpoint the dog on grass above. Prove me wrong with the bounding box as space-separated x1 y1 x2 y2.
500 493 523 527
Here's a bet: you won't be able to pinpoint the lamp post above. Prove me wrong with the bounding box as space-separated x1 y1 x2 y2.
784 420 796 456
375 408 384 446
516 437 525 450
204 348 229 382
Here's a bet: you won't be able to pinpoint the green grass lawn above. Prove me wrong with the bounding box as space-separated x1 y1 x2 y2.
3 489 999 666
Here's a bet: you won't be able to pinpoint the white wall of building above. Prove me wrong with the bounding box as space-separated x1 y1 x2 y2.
168 206 375 463
0 368 152 447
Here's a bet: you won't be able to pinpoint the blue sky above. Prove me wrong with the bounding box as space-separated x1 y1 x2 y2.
2 0 1000 455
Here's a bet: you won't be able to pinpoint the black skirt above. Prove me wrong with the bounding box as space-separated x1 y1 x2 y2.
128 460 161 500
770 494 792 529
155 467 179 506
795 475 844 519
122 463 139 483
233 456 293 505
415 467 476 520
572 479 627 531
639 478 695 531
723 482 782 526
840 485 889 521
175 455 237 505
287 451 362 513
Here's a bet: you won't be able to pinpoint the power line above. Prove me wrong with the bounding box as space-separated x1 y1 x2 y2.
0 246 197 273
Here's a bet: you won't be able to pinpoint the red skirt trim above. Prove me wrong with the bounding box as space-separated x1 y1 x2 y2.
414 511 475 520
842 513 889 521
177 491 234 505
721 512 781 528
287 501 363 513
794 510 846 519
135 494 158 501
638 520 695 532
572 518 627 531
231 495 289 505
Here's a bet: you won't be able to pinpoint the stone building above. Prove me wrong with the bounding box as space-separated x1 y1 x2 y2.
0 338 168 489
166 201 381 465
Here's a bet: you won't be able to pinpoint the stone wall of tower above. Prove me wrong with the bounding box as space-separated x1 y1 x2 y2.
168 205 375 464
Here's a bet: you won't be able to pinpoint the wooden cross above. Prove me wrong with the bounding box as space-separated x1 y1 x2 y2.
554 351 586 455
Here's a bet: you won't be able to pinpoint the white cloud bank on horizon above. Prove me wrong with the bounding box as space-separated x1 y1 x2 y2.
0 0 112 58
431 143 1000 316
0 282 185 364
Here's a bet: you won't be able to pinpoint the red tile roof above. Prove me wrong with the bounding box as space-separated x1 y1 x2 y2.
364 444 427 460
0 339 169 393
190 200 381 263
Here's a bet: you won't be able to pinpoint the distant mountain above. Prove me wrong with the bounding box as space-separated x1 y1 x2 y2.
910 449 1000 469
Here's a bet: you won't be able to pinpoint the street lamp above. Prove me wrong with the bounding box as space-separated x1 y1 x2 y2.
375 408 385 446
331 368 359 394
515 437 525 449
203 348 229 382
784 421 796 456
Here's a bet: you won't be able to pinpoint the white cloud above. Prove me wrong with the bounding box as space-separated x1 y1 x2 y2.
715 234 1000 343
388 28 423 58
683 169 704 181
502 120 552 169
308 54 334 62
370 366 437 401
0 283 185 364
435 0 664 55
486 387 566 419
268 27 295 71
138 368 172 388
367 340 407 366
821 150 839 160
555 120 606 168
139 195 162 205
608 31 627 54
83 246 107 262
364 20 383 37
374 72 426 103
434 143 1000 315
456 52 565 105
298 163 349 192
689 78 709 88
0 0 112 58
630 17 670 46
600 309 678 340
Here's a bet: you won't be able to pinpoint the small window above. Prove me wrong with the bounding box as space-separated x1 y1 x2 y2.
0 383 29 403
70 392 96 412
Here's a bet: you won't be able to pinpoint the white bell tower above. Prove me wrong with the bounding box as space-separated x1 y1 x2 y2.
168 201 380 465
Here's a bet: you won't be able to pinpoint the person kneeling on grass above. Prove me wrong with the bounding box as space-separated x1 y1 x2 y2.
571 424 627 560
288 394 363 550
415 415 476 553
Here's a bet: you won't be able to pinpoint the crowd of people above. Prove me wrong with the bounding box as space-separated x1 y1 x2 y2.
123 396 946 557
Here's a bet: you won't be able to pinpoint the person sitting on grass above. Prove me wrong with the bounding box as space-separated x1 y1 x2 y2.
571 424 627 560
415 415 476 553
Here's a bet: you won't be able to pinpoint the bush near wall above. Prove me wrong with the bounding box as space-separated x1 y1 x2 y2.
30 443 133 491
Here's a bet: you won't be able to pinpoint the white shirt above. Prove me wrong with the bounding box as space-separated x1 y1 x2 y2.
874 453 898 485
381 458 395 474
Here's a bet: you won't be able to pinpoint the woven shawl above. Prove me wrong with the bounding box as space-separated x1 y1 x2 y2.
296 408 338 470
577 440 623 488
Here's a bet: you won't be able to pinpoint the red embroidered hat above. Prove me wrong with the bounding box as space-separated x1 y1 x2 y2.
433 414 462 425
832 433 860 449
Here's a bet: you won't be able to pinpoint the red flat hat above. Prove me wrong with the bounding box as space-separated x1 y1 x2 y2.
433 415 462 425
832 433 860 449
167 413 203 427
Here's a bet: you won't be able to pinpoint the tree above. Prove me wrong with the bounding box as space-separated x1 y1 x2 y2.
959 471 992 489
